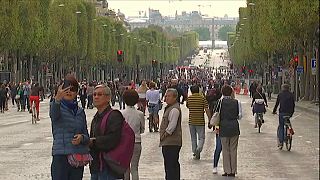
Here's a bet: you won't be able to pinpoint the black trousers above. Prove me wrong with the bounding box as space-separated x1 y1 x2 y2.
162 145 181 180
51 155 84 180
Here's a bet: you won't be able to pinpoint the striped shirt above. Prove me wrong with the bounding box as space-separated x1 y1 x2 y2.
186 93 208 126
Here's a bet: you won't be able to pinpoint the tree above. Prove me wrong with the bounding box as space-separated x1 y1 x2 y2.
218 25 235 41
193 27 210 41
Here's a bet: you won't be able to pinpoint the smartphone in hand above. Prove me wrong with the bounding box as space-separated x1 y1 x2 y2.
62 80 71 89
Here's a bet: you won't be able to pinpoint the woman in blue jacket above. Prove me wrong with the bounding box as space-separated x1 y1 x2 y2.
50 75 90 180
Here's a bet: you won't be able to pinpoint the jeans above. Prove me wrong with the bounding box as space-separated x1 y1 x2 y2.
22 95 30 110
91 169 118 180
277 113 289 145
213 134 222 168
118 95 125 110
51 155 84 180
162 145 181 180
189 125 205 154
124 143 142 180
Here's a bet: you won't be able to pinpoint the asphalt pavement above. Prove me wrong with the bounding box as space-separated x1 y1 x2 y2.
0 49 318 180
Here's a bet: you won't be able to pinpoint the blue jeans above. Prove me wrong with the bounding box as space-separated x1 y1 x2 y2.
277 113 288 145
189 125 205 154
91 169 118 180
51 155 84 180
213 134 222 168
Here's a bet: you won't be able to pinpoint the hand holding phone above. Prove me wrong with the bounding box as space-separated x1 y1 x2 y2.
71 134 83 145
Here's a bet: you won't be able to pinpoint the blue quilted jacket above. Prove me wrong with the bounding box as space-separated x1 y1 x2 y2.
50 99 90 155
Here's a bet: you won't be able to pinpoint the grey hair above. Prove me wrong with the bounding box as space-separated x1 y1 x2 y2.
95 84 111 96
166 88 178 98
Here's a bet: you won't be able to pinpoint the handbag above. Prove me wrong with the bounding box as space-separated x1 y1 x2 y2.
209 99 222 126
67 153 93 168
15 94 20 100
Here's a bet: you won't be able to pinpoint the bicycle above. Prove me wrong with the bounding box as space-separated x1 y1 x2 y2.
276 115 294 151
256 113 264 133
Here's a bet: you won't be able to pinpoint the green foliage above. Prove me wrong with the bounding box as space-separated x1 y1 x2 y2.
193 27 210 41
0 0 198 71
218 25 235 41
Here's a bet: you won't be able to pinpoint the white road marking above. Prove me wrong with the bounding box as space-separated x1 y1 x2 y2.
306 141 312 144
22 143 33 146
298 136 303 138
45 137 53 140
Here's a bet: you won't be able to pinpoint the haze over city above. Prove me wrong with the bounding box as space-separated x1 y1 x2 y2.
107 0 246 17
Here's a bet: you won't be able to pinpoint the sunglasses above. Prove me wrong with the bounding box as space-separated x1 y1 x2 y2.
93 92 109 97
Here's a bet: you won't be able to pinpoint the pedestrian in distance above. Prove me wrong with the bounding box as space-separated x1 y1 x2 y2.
217 85 242 177
266 81 273 100
146 82 161 132
121 89 145 180
137 80 148 116
50 75 91 180
186 85 211 160
0 84 6 113
160 88 182 180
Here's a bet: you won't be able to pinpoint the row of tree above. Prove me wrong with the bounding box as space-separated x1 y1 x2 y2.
228 0 319 100
0 0 199 82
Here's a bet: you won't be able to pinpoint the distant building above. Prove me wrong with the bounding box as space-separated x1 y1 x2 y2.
127 10 238 41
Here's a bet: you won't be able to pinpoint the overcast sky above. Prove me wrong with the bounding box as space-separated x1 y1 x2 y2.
107 0 246 18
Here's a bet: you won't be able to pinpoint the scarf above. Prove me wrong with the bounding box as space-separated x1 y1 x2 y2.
61 99 78 115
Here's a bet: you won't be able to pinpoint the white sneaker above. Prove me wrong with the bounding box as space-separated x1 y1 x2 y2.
212 167 218 174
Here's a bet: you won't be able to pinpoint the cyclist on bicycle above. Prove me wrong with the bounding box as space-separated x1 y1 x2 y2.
251 86 268 128
30 82 42 121
272 84 295 148
146 82 161 132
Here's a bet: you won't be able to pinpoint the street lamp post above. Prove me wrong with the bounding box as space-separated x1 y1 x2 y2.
136 55 140 83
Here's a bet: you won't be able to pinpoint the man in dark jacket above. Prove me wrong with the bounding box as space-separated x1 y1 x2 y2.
169 79 183 104
272 84 295 149
89 84 125 179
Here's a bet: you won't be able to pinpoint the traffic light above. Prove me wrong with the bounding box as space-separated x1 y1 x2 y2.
117 50 124 62
293 56 298 69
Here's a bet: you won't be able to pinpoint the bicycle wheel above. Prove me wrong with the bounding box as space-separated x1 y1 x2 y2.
258 120 262 133
286 134 292 151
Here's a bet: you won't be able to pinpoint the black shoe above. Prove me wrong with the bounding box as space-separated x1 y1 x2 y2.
229 173 235 177
195 150 200 160
262 120 265 123
222 173 228 176
154 129 159 132
149 129 153 133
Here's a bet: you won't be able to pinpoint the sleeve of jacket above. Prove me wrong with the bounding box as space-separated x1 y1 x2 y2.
80 110 90 145
94 110 124 152
273 94 280 113
49 99 61 122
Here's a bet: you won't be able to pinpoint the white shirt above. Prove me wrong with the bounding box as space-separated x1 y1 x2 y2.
138 92 146 99
166 108 180 135
146 89 160 104
121 106 145 143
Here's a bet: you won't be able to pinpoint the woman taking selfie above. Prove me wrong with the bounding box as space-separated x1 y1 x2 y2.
50 75 91 180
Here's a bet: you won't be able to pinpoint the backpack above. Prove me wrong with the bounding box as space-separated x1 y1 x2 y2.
99 109 135 175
